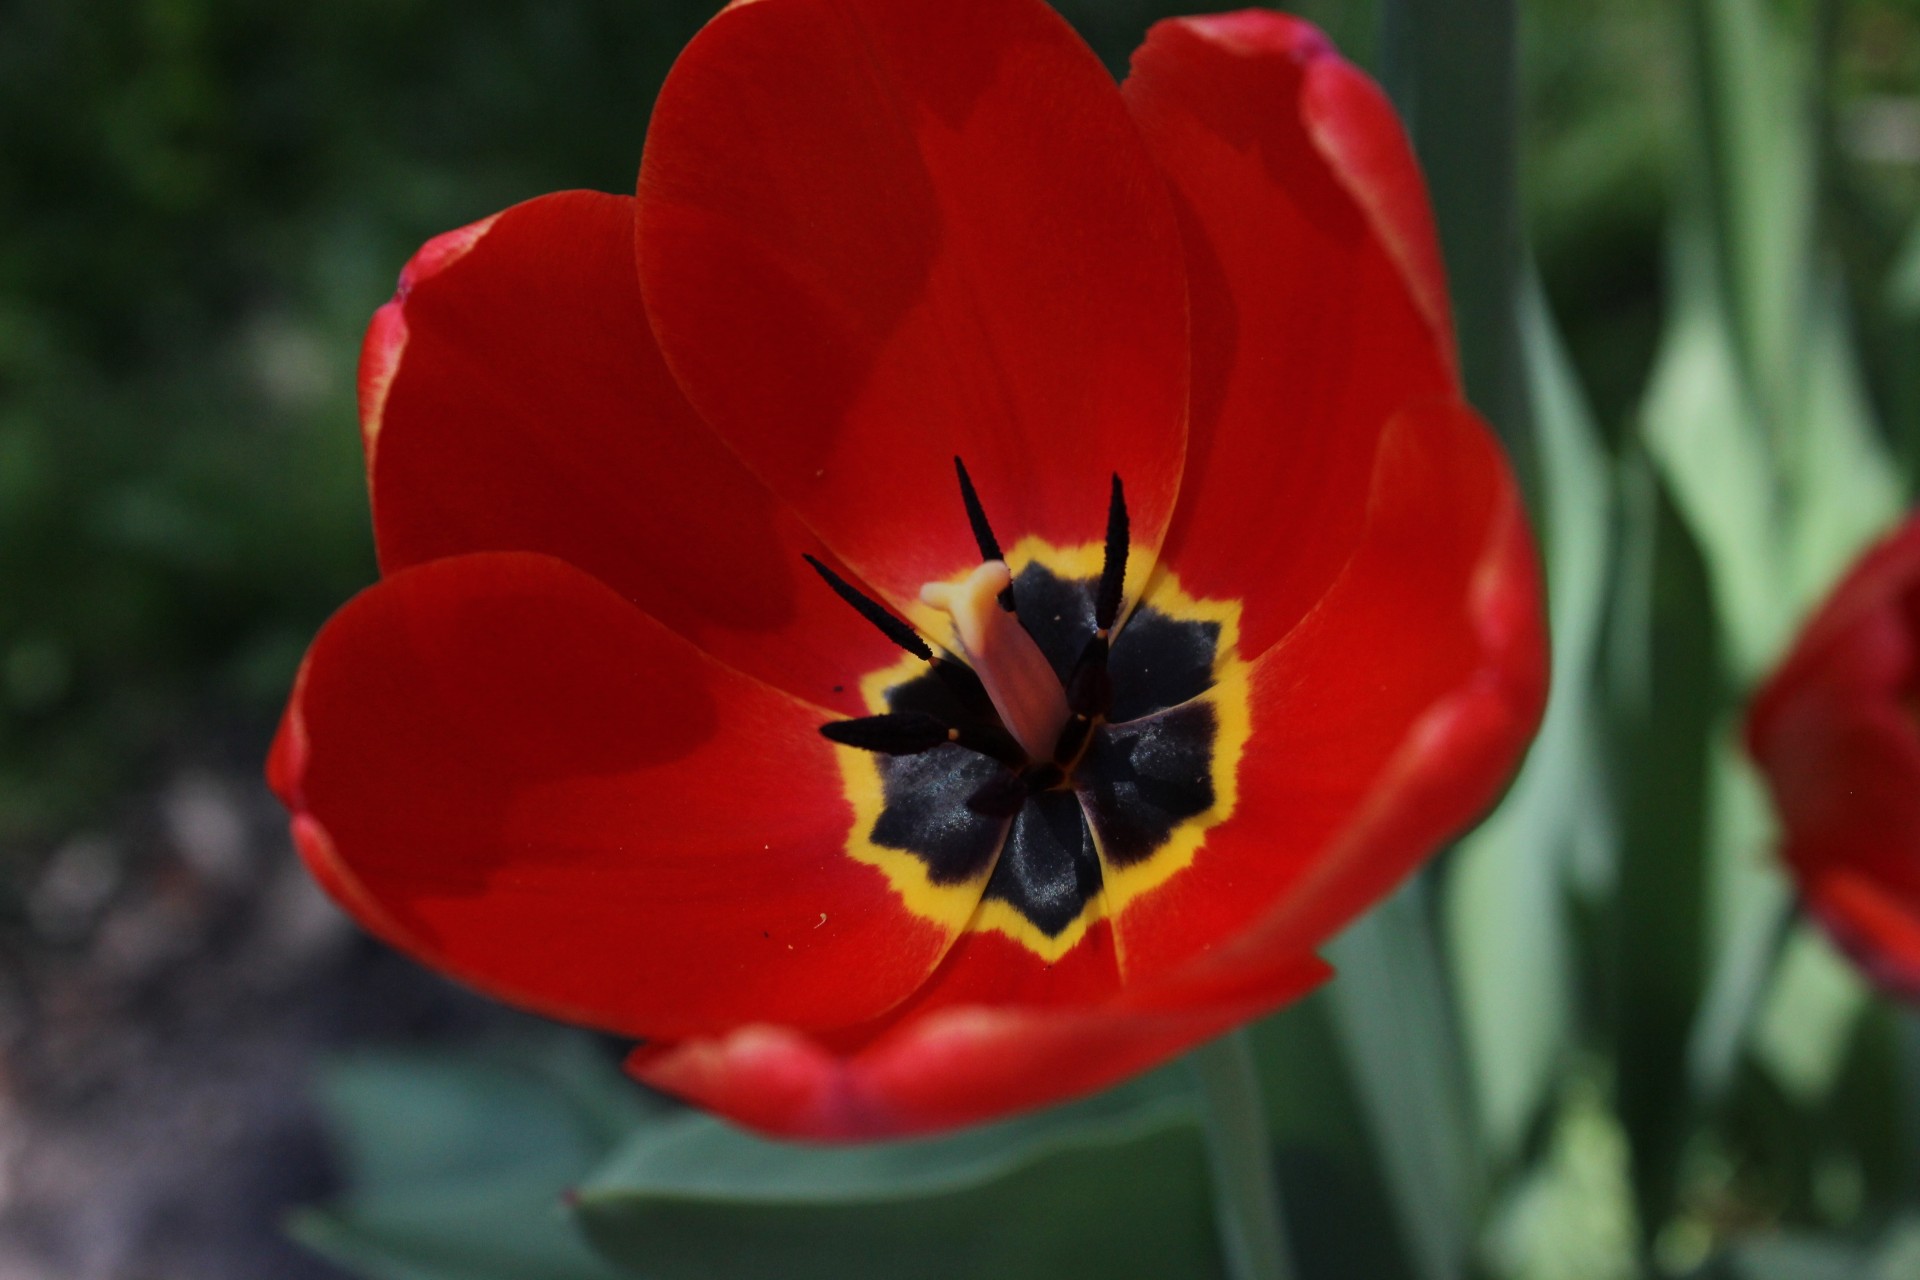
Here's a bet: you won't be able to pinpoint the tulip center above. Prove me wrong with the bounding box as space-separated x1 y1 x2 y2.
810 461 1248 960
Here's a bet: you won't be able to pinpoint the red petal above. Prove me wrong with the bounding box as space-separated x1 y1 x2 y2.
364 189 902 715
627 942 1328 1138
1108 400 1546 976
1801 868 1920 1000
635 0 1188 612
272 551 958 1039
1748 514 1920 1001
1122 11 1458 658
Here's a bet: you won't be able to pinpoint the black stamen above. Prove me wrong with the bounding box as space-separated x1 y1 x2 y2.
803 555 932 661
1052 710 1096 766
1095 474 1129 631
821 710 1026 767
952 720 1027 769
1064 633 1113 717
820 712 953 755
953 456 1005 563
954 456 1015 612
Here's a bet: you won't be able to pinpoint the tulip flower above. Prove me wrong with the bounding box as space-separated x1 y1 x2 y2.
269 0 1546 1137
1748 512 1920 1000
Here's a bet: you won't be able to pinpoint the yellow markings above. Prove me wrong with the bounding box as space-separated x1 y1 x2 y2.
827 543 1249 963
829 646 994 939
1098 563 1251 917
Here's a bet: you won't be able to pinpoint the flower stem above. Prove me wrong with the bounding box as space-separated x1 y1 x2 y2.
1191 1030 1295 1280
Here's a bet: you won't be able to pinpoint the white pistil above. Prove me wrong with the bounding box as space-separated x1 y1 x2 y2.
921 562 1070 763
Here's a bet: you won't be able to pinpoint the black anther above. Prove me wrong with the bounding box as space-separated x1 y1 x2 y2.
954 456 1015 612
1095 474 1129 631
803 555 932 661
820 712 953 755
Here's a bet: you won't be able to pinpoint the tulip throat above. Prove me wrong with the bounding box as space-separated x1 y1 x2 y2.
809 460 1249 961
920 561 1069 762
810 458 1131 792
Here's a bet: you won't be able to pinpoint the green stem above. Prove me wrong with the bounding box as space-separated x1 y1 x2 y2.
1191 1030 1295 1280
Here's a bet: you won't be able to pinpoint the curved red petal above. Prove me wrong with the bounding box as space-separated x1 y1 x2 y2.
636 0 1188 613
1749 515 1920 744
273 551 957 1039
1122 11 1457 658
1801 868 1920 1001
1109 400 1546 977
1748 513 1920 1002
627 944 1329 1139
365 189 904 715
1296 37 1455 370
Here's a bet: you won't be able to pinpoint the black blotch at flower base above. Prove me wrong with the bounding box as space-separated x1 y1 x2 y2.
865 562 1220 938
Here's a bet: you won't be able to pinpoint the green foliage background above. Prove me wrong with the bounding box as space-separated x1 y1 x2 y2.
3 0 1919 1277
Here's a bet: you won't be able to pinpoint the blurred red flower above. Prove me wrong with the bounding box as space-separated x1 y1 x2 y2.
1749 512 1920 1000
268 0 1545 1138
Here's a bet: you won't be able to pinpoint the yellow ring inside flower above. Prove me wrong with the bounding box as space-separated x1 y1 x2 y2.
829 538 1251 963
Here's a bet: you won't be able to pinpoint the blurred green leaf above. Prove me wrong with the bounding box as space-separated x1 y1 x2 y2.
296 1182 627 1280
1781 273 1905 605
1640 219 1783 680
1723 1235 1872 1280
1480 1077 1639 1280
1661 0 1903 680
1250 997 1423 1280
1752 924 1870 1105
292 1036 645 1280
1642 0 1901 1137
1889 216 1920 320
1605 454 1720 1232
1327 883 1480 1280
1446 273 1614 1162
1722 1217 1920 1280
572 1072 1221 1280
1684 735 1788 1102
1685 0 1816 425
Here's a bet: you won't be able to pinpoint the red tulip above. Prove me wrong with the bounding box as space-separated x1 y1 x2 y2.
269 0 1546 1138
1748 513 1920 1001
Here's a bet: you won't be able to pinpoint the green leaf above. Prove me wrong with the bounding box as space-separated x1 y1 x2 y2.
1685 0 1816 426
572 1073 1221 1280
1662 0 1901 680
1250 997 1423 1280
1889 216 1920 320
1724 1235 1872 1280
292 1036 643 1280
1752 923 1870 1105
1684 733 1790 1102
1327 883 1480 1280
293 1180 627 1280
1445 273 1614 1161
1604 455 1721 1228
1781 274 1904 610
1874 1219 1920 1280
1646 69 1897 1109
1479 1077 1639 1280
1722 1218 1920 1280
1639 219 1783 681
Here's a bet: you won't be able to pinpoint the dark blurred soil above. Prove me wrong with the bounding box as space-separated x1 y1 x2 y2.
0 757 511 1280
